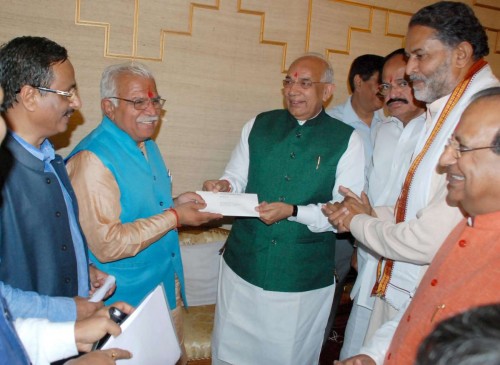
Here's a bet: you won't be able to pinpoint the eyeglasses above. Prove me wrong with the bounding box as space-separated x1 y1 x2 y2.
378 79 410 96
107 96 166 110
282 78 327 90
36 86 78 100
446 137 496 158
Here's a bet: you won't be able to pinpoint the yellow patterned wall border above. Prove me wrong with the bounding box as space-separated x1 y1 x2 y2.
237 0 294 73
326 0 500 55
473 0 500 54
75 0 499 63
326 0 411 56
473 0 500 11
75 0 221 61
74 0 307 71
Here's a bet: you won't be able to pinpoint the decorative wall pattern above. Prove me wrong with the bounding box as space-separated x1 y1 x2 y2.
0 0 499 194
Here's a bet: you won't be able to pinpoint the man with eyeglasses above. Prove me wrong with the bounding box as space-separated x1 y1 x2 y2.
387 86 500 363
339 48 426 360
0 36 111 325
322 54 385 349
325 2 499 365
66 62 222 365
204 53 365 365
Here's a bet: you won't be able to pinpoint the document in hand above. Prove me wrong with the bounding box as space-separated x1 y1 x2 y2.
101 285 181 364
196 191 259 217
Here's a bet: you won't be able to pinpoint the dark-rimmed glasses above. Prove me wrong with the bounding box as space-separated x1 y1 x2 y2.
107 96 166 110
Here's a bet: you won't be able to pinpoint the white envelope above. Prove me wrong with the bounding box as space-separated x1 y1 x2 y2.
196 191 259 217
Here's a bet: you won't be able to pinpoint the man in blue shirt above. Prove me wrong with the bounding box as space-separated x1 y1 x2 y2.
0 36 110 322
0 83 130 365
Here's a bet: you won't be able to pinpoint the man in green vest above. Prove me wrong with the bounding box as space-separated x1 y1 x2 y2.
204 53 365 365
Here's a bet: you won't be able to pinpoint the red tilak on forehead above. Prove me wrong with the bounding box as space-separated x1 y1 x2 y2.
147 90 153 98
294 72 298 78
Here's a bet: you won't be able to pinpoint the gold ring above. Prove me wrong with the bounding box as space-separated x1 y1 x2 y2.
111 351 117 359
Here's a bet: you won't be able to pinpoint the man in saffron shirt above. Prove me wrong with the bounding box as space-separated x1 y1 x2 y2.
386 87 500 363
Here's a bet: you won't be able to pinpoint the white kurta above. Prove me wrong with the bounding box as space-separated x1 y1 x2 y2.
211 111 365 364
326 96 385 187
212 260 335 365
351 64 499 365
340 113 425 359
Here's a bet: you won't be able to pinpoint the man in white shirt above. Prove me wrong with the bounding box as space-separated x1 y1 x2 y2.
339 48 426 359
323 54 385 345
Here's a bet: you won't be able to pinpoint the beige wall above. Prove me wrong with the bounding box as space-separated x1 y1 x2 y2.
1 0 499 195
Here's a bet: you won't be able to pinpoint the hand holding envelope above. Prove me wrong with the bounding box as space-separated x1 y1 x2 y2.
196 191 260 217
173 191 223 225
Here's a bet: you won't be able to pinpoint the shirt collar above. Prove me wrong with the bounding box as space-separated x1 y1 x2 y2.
296 108 323 125
9 131 55 163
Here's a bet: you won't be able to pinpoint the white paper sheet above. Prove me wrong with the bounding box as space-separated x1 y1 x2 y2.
101 285 181 364
196 191 259 217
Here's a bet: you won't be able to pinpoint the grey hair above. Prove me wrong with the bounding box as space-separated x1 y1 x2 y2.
100 62 155 106
293 52 335 84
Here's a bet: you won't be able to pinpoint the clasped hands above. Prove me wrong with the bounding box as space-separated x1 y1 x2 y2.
322 186 373 232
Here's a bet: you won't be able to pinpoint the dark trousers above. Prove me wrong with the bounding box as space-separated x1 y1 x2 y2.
322 234 355 345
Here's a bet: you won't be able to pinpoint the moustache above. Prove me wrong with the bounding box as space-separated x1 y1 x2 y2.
409 74 426 82
387 98 408 106
137 116 159 124
64 109 75 118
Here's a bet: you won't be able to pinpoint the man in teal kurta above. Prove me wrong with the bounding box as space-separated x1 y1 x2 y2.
66 62 221 365
204 54 365 365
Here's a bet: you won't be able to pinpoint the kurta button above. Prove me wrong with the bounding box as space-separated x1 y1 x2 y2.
431 279 438 286
46 178 51 184
271 239 277 245
171 253 175 257
61 244 67 251
55 211 61 217
406 314 411 322
458 239 467 247
160 202 164 206
64 277 70 284
387 353 392 360
278 196 285 202
284 175 291 181
296 131 302 138
153 176 157 181
290 152 296 159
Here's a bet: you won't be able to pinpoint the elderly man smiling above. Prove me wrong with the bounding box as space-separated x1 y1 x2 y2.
385 87 500 363
204 53 365 365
